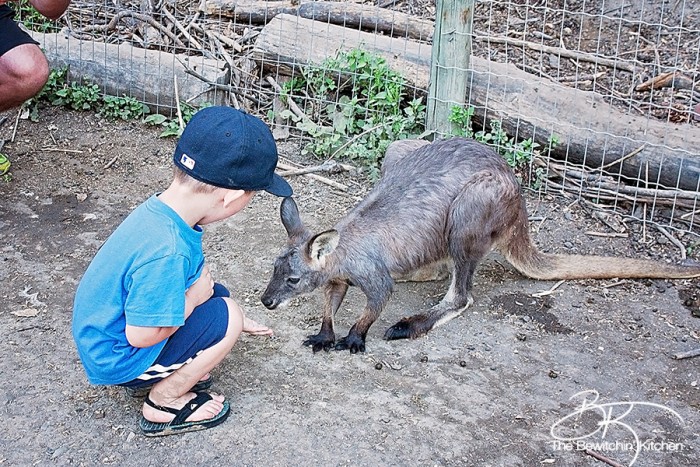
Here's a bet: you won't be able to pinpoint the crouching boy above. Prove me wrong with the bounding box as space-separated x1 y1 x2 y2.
72 106 292 436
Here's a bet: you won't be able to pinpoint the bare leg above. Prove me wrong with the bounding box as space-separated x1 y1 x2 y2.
143 297 244 423
0 44 50 112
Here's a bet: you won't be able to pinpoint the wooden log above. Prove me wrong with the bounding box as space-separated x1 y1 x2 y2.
203 0 297 24
253 14 700 190
297 2 433 42
474 62 700 191
30 31 228 113
204 0 433 41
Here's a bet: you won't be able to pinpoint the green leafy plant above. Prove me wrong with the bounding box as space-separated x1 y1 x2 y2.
100 96 150 121
144 103 206 137
449 104 558 188
52 82 101 111
9 0 61 32
277 48 425 179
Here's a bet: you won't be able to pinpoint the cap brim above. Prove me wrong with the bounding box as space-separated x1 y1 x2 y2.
265 174 293 197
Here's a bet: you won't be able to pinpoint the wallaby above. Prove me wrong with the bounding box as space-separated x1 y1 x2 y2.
261 137 700 353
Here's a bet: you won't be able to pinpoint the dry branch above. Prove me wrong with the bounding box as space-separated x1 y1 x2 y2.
473 32 637 72
672 348 700 360
584 449 626 467
635 71 695 92
276 162 348 191
75 10 187 49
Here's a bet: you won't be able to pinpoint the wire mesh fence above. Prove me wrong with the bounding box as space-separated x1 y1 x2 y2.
12 0 700 239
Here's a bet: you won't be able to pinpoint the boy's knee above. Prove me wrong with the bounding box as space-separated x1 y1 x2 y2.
222 297 244 338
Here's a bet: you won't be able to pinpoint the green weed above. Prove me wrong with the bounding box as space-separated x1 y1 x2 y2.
277 48 425 179
101 96 150 121
449 104 558 188
144 103 206 137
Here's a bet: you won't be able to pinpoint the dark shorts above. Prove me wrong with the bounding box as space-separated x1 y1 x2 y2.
0 5 39 57
119 283 231 389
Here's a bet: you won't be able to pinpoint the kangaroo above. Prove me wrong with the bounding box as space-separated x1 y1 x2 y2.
260 137 700 353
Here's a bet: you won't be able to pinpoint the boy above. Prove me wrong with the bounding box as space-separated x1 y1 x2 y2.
72 106 292 436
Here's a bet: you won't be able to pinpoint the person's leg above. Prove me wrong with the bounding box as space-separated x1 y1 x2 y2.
0 7 50 112
0 43 50 112
143 296 244 424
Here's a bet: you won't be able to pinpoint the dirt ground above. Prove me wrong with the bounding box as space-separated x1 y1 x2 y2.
1 107 699 466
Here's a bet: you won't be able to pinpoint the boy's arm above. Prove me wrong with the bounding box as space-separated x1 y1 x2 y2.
184 263 214 319
125 324 178 348
125 264 214 348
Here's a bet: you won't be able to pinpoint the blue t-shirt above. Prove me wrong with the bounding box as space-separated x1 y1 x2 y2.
72 195 205 385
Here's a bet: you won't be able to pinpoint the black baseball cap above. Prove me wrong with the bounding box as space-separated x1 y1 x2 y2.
173 106 292 197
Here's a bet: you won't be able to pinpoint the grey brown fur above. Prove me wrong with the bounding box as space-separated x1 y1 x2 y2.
261 138 700 353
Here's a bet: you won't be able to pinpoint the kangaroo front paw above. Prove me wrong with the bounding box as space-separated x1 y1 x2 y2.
334 334 366 353
303 332 335 353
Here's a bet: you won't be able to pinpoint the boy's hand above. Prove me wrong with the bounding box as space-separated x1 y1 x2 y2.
185 264 214 315
243 315 274 337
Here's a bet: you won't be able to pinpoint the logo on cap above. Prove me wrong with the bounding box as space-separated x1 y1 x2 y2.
180 154 195 170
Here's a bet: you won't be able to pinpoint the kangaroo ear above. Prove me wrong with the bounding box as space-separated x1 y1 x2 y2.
306 230 339 269
280 197 306 239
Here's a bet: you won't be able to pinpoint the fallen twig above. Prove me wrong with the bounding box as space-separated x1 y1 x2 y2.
672 348 700 360
558 71 606 83
162 5 206 54
585 231 628 238
104 156 118 170
180 61 264 106
174 75 184 131
635 71 694 92
599 144 646 170
265 76 314 125
277 161 348 191
12 106 21 142
602 279 631 288
277 160 349 177
655 225 687 260
40 147 84 153
584 449 626 467
532 280 565 298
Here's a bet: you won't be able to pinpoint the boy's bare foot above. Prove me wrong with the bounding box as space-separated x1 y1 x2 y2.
143 392 225 424
243 315 274 336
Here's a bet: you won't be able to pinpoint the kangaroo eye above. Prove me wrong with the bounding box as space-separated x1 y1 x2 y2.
287 277 301 285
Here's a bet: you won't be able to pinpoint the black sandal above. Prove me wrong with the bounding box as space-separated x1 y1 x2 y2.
139 392 230 437
125 375 213 398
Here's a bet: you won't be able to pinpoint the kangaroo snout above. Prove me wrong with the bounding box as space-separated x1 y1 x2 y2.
260 294 278 310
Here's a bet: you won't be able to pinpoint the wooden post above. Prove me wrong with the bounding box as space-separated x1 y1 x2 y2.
426 0 474 137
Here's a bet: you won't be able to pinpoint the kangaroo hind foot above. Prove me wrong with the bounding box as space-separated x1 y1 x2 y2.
383 295 474 340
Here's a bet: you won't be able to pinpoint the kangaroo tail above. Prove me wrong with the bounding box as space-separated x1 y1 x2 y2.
499 211 700 280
